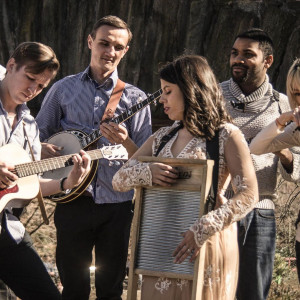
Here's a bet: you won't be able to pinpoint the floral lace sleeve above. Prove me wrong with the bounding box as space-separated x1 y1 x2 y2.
190 126 258 248
112 125 178 192
112 159 153 192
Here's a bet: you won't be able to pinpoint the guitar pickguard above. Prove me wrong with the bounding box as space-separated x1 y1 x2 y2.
0 185 19 198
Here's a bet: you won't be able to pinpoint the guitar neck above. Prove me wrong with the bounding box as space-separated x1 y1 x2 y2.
14 146 126 178
82 89 162 149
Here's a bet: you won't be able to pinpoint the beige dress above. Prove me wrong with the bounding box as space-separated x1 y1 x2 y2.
113 122 258 300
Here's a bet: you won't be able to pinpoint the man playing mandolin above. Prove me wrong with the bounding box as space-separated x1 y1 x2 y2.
36 15 152 299
0 42 91 299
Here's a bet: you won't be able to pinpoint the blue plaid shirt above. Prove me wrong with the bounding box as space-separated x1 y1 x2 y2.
36 67 152 204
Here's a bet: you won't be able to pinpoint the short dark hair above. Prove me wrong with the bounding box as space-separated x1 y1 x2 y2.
10 42 60 77
235 28 274 57
90 15 132 44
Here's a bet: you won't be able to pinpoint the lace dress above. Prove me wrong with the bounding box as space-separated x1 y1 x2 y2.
113 122 258 300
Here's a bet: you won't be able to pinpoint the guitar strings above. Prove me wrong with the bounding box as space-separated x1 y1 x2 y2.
82 89 162 149
14 146 127 178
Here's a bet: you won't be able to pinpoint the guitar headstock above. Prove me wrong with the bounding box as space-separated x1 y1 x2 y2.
100 144 128 161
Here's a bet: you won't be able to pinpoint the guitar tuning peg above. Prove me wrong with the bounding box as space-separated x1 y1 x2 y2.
137 96 142 103
109 161 114 167
153 100 157 106
115 161 120 166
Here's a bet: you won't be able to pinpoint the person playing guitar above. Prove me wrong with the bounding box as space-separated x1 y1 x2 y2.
35 16 152 300
0 42 91 300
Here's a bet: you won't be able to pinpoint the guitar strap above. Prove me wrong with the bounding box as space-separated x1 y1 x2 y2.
154 122 183 157
101 79 125 122
23 122 49 225
205 131 219 213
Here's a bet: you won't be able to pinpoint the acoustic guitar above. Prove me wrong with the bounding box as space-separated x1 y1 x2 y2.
42 89 162 203
0 143 127 211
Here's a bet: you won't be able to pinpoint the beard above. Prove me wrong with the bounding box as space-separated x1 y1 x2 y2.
231 63 262 87
231 64 249 83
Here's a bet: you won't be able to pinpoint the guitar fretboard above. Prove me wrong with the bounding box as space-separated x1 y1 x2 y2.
82 89 162 149
15 146 127 178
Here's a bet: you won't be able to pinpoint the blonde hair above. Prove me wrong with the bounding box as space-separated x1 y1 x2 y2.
286 58 300 109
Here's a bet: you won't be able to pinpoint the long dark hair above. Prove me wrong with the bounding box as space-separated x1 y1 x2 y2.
159 54 232 140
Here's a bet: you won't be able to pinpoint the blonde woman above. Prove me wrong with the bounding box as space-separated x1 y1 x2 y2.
250 58 300 281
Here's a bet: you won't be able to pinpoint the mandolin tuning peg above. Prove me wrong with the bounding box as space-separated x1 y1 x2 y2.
108 161 114 167
114 161 120 166
137 96 142 103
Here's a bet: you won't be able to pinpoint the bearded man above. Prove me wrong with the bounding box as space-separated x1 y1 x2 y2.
220 28 300 300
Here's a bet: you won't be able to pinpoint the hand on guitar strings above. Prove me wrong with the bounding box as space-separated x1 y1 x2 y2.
0 160 18 189
100 122 128 145
41 142 63 159
149 163 178 187
63 150 91 189
173 230 200 264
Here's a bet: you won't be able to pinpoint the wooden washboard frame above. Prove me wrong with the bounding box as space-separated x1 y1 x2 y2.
127 156 214 300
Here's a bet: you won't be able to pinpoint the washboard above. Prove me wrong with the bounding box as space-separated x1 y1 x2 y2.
127 156 214 299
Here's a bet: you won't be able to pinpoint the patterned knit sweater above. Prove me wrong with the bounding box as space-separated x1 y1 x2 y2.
221 75 300 209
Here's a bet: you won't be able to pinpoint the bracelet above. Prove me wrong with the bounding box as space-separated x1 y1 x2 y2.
275 118 286 128
59 177 71 194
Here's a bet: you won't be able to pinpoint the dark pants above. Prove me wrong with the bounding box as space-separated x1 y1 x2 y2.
296 210 300 282
0 226 61 300
54 196 133 300
296 240 300 282
0 279 16 300
236 209 276 300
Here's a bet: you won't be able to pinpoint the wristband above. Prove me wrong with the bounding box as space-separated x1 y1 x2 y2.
59 177 71 194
